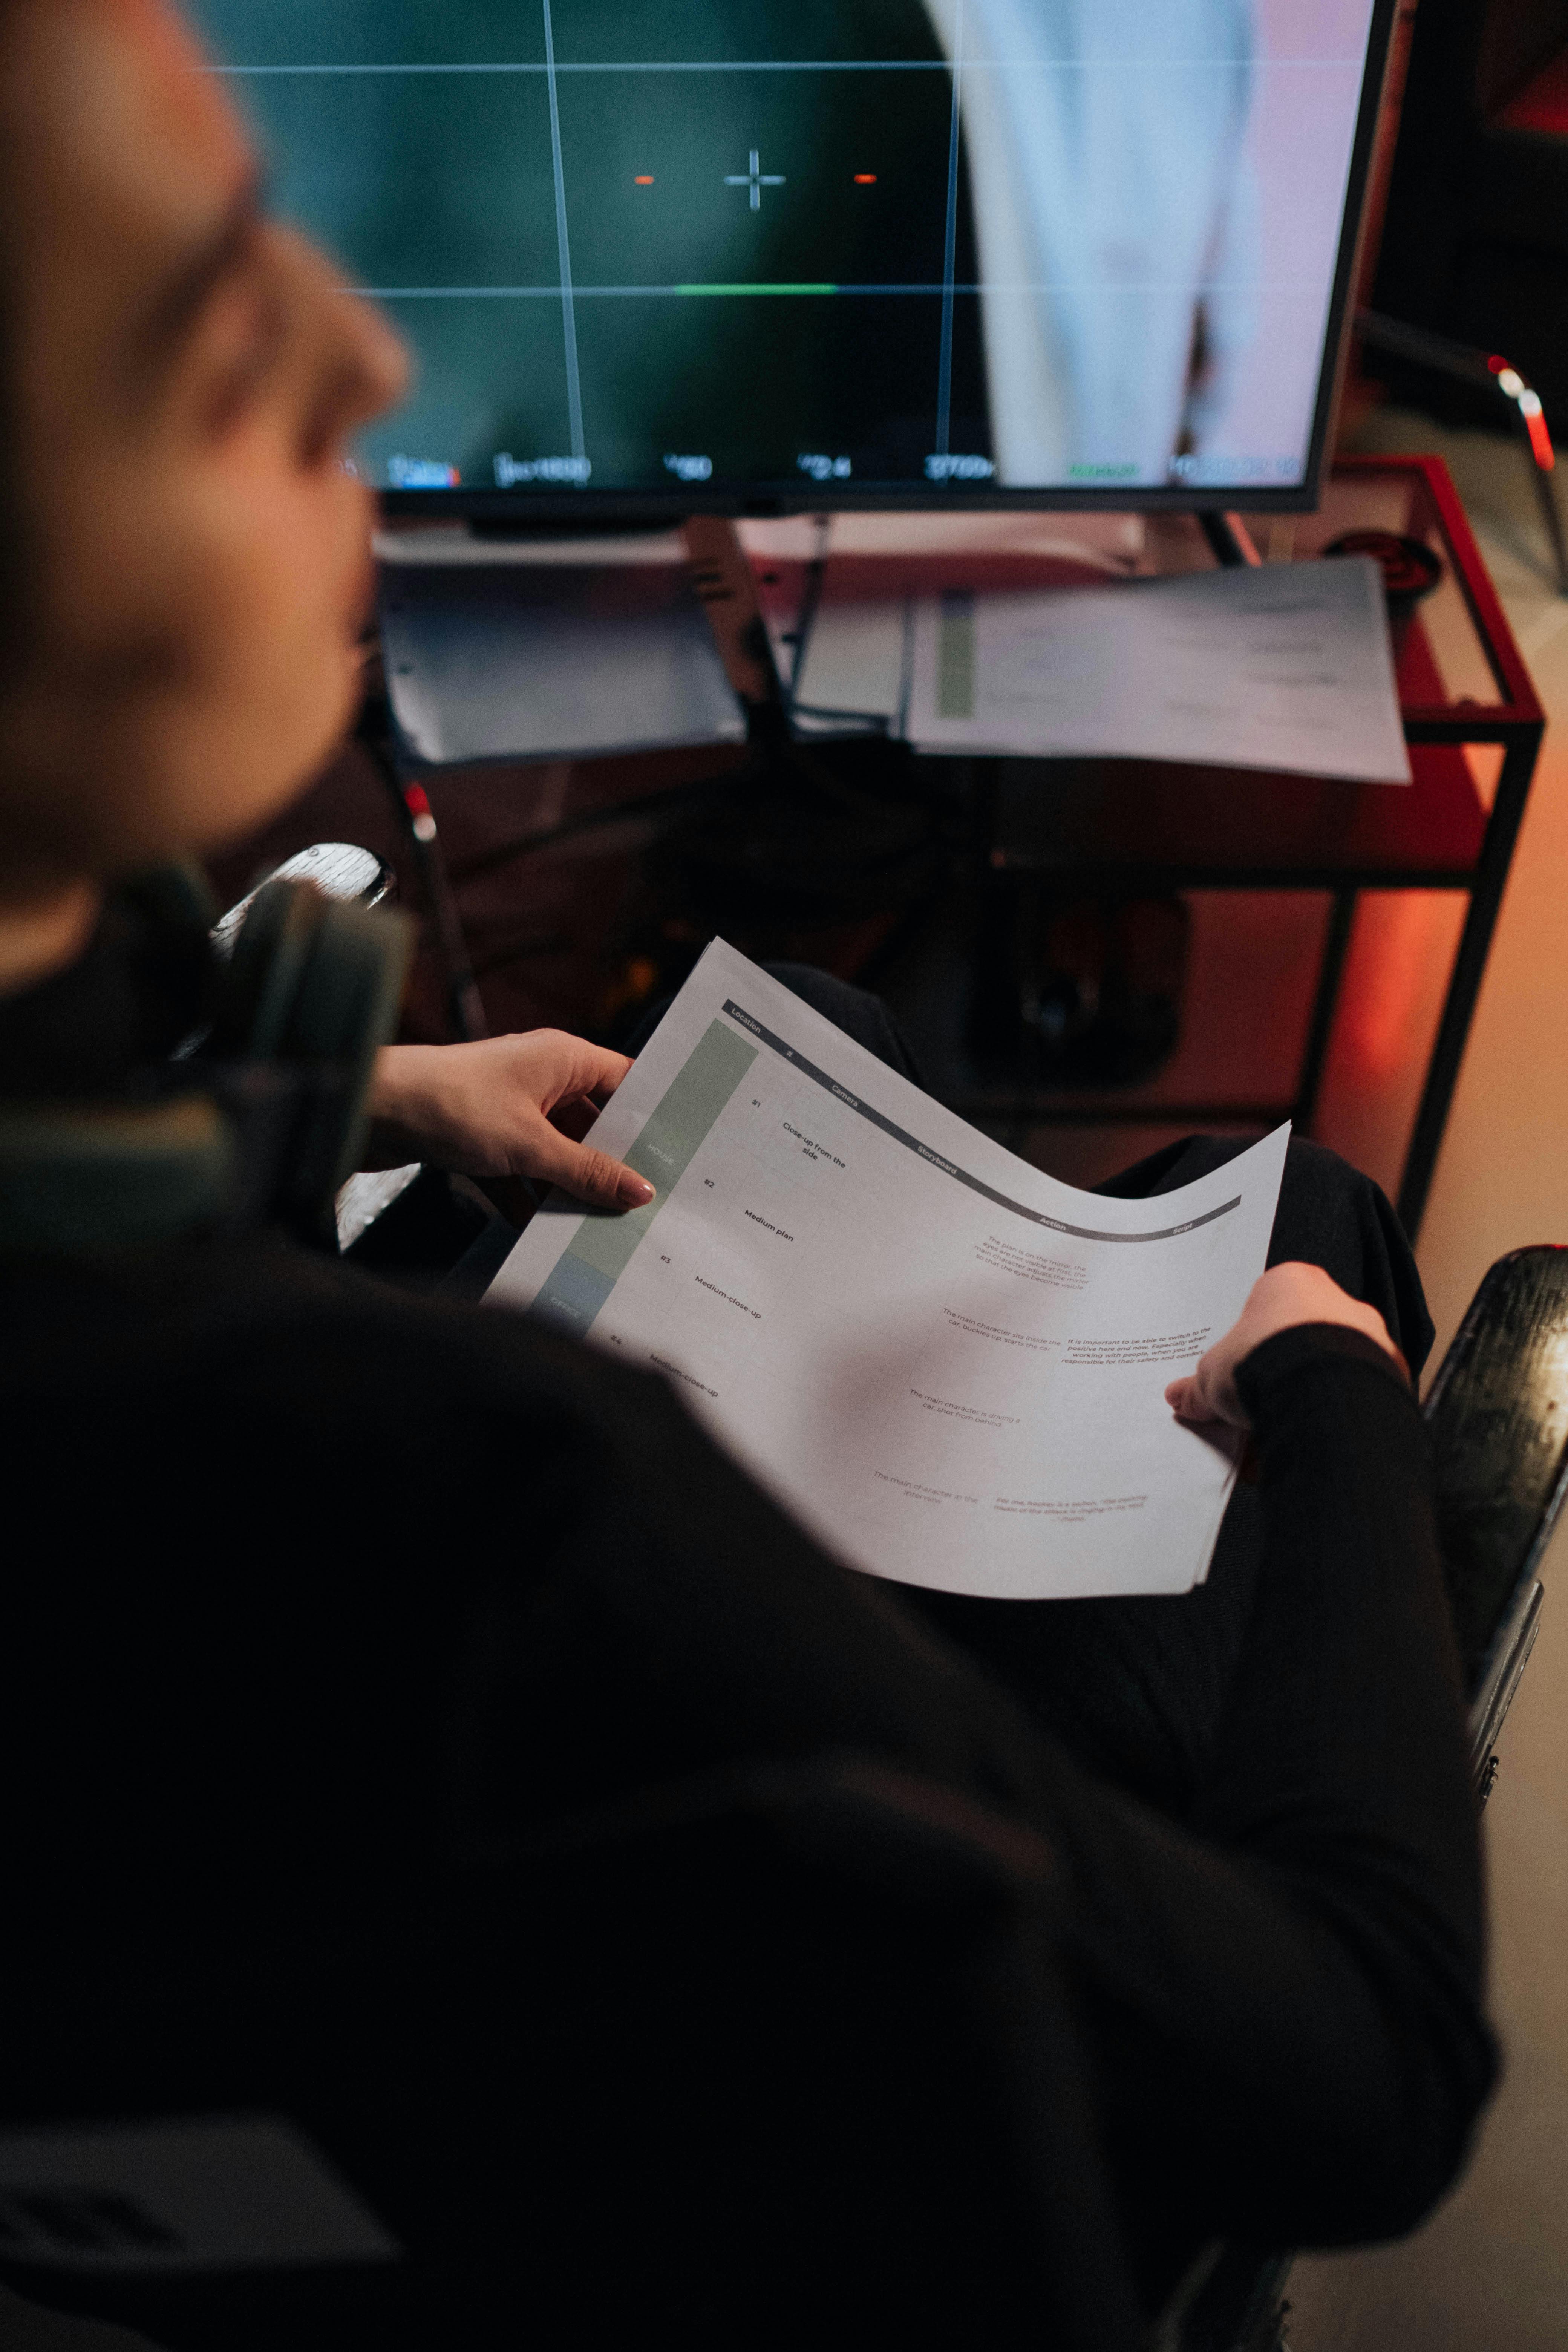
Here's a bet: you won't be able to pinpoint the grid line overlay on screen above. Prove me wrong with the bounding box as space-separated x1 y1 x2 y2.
539 0 585 461
934 0 965 459
357 282 1273 297
202 7 1374 495
210 60 1352 75
212 9 998 469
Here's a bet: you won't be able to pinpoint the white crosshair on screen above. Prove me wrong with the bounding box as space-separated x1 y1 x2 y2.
725 150 786 210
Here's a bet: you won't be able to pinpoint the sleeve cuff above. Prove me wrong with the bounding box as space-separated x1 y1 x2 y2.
1234 1321 1413 1423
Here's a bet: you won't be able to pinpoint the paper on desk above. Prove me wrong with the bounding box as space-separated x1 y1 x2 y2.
378 551 745 766
489 940 1288 1601
790 599 908 731
784 528 1141 736
906 556 1411 783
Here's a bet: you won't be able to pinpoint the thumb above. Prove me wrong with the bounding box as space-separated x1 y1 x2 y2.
1167 1359 1248 1430
533 1125 655 1212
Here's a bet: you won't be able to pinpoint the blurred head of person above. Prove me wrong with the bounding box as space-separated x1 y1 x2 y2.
0 0 407 989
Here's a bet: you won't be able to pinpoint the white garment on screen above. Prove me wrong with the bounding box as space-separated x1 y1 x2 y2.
922 0 1259 485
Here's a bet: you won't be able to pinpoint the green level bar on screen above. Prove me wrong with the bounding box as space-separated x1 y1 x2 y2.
676 282 838 296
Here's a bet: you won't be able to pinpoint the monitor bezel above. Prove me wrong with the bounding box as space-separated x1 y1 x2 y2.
377 0 1399 527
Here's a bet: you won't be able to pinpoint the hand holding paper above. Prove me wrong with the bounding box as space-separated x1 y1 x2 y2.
369 1033 654 1210
1165 1262 1405 1427
489 942 1290 1601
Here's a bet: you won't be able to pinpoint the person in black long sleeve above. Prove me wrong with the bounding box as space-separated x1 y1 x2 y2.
0 3 1493 2344
0 1054 1491 2334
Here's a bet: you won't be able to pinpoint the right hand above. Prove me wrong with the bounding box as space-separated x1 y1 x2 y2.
1165 1261 1404 1430
365 1031 654 1212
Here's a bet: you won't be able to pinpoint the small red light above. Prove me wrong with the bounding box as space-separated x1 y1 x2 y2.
854 173 877 184
1488 354 1509 374
634 175 654 185
404 785 432 817
1526 409 1556 469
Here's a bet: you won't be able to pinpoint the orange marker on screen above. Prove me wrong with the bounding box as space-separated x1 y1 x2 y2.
854 173 877 184
634 175 654 185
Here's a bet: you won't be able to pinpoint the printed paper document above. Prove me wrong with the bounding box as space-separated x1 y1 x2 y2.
378 539 744 766
489 943 1289 1600
905 556 1411 783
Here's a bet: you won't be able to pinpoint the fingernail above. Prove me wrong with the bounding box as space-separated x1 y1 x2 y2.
619 1173 655 1207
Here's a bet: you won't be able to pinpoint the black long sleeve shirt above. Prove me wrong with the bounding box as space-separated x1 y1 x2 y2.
0 903 1494 2319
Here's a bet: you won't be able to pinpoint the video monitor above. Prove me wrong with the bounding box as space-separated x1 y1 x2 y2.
187 1 1395 514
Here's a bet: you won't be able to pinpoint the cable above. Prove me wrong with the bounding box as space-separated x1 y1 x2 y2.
355 689 490 1041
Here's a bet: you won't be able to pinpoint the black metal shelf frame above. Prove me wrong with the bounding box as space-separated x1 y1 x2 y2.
956 458 1546 1238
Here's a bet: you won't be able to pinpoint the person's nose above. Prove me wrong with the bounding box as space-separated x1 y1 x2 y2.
332 286 410 435
282 227 410 459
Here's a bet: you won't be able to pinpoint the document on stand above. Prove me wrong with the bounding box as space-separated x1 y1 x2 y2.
488 943 1289 1600
378 544 744 766
906 556 1411 783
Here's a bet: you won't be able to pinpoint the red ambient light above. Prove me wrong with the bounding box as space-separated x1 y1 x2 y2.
1525 405 1556 470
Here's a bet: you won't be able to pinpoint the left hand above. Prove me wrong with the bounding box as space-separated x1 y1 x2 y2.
1165 1261 1404 1430
364 1033 655 1212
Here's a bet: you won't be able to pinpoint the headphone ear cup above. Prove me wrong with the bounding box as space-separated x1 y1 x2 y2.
286 889 414 1200
213 878 325 1062
211 878 413 1239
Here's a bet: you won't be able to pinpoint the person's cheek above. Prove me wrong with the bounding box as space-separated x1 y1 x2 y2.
230 426 366 694
141 455 363 850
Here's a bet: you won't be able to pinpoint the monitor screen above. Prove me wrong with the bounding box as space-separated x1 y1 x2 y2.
187 1 1392 511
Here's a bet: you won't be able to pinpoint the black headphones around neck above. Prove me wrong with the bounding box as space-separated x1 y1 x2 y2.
0 868 412 1258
